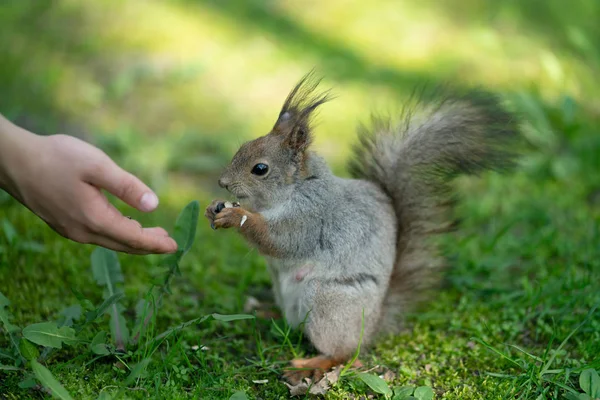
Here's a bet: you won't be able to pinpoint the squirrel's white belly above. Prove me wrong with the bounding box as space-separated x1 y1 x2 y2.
268 261 316 328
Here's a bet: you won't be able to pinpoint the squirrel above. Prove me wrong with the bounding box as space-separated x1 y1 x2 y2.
204 72 520 384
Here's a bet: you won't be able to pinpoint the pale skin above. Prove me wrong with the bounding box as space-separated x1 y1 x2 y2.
0 114 178 255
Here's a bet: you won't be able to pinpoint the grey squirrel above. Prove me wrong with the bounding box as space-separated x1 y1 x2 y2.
204 72 520 384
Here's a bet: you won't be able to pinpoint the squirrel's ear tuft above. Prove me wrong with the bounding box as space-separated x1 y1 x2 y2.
272 71 333 153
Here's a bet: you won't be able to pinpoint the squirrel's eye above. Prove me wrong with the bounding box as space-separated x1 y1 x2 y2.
251 163 269 176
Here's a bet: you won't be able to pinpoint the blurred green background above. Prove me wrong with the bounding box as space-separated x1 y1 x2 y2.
1 0 598 190
1 1 599 398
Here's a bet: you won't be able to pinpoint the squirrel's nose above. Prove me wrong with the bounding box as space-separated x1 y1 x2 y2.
218 178 229 189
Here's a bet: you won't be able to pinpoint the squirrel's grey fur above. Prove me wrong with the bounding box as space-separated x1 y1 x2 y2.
206 72 520 376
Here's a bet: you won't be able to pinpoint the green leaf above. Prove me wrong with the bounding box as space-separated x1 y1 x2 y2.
85 293 125 323
90 331 111 355
229 390 249 400
31 359 74 400
2 220 17 244
91 248 128 350
356 373 393 396
91 247 124 292
592 371 600 398
155 201 201 298
71 288 95 312
172 200 200 259
123 359 151 386
19 338 40 361
57 305 82 328
97 391 113 400
18 377 37 388
393 386 416 399
564 393 581 400
0 291 19 333
211 313 255 322
414 386 434 400
0 292 22 362
0 292 10 308
580 368 600 397
134 298 150 322
22 322 77 349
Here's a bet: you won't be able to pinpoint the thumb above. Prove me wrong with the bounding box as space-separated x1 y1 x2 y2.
86 157 159 212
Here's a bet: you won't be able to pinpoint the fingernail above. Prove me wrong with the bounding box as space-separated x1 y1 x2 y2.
140 192 159 212
168 238 178 252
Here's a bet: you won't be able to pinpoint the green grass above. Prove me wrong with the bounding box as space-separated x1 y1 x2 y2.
1 1 599 399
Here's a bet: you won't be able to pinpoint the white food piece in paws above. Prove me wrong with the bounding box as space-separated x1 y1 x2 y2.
224 201 233 208
240 215 248 227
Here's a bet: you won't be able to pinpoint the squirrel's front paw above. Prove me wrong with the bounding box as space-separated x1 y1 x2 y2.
213 207 249 230
205 200 242 229
204 199 225 222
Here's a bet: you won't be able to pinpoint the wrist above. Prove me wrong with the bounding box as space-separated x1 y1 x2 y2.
0 115 40 195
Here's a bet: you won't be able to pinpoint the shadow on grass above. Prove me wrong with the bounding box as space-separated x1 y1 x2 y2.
191 0 458 95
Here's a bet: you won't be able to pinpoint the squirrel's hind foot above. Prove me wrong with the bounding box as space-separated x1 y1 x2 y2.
283 355 363 385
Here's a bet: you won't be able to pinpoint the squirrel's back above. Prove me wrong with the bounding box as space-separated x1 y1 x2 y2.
348 87 521 333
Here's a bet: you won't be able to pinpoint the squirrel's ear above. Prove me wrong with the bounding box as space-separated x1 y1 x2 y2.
271 71 332 154
274 114 312 153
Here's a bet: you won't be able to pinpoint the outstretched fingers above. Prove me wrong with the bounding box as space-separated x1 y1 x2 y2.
84 155 159 213
100 215 178 254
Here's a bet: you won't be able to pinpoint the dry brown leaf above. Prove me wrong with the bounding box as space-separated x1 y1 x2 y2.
284 367 342 396
382 369 396 382
324 367 341 385
284 379 310 396
244 296 261 313
113 361 126 370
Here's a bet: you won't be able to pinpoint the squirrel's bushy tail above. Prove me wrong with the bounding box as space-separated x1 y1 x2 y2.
348 86 521 333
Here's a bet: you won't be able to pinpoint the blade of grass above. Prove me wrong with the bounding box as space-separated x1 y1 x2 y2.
31 360 74 400
471 337 524 370
541 306 597 375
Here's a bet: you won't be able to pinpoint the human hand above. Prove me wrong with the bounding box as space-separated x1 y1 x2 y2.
0 120 178 254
